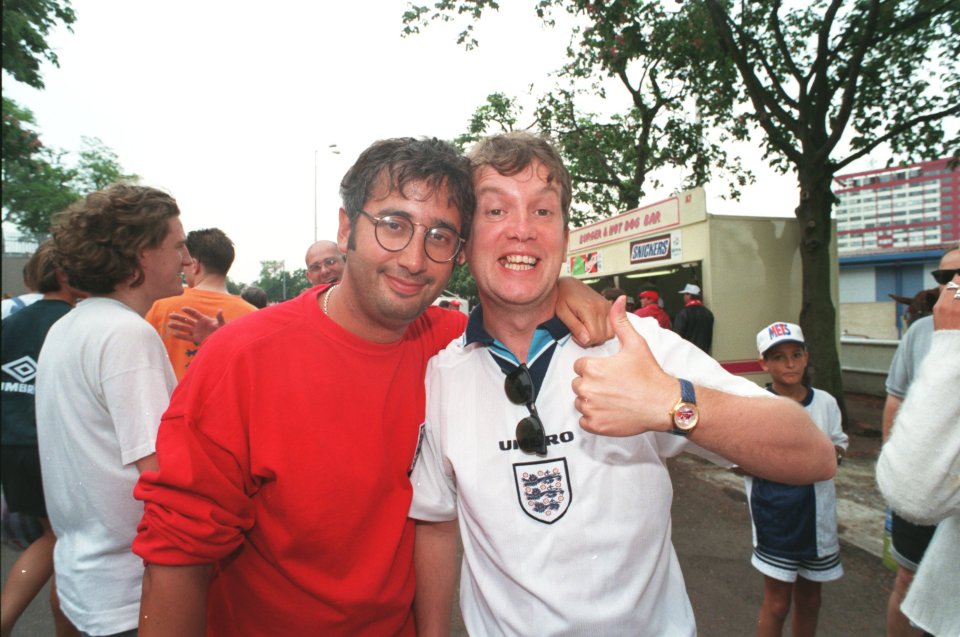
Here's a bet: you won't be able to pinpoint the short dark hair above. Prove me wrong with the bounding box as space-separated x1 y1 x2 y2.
51 184 180 294
339 137 475 247
601 287 626 301
240 286 267 309
467 132 572 226
27 240 62 294
186 228 235 276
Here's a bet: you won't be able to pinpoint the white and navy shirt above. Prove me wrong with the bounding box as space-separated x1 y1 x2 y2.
744 386 848 560
410 308 770 636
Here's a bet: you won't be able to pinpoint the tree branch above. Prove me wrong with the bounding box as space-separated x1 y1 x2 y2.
731 6 799 112
816 0 882 163
834 102 960 172
703 0 803 164
769 0 804 90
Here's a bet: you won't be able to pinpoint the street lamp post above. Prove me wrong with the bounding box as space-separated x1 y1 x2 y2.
314 144 341 245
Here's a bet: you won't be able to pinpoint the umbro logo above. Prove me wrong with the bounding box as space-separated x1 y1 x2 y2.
1 356 38 383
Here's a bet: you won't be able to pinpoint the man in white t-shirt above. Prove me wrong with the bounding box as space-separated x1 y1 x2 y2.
409 132 837 636
36 184 191 637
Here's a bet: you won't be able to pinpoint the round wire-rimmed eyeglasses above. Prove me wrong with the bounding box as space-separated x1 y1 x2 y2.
358 210 464 263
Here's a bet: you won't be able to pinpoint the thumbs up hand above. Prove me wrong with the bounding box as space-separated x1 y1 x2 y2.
572 296 676 436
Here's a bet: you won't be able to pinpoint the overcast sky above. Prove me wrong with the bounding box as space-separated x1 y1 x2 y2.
6 0 835 283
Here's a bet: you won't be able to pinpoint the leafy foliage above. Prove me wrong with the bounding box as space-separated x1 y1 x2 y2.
2 0 138 239
698 0 959 422
2 0 76 89
442 262 479 307
407 0 754 226
225 277 242 295
2 120 138 237
73 136 136 193
244 261 310 304
700 0 959 173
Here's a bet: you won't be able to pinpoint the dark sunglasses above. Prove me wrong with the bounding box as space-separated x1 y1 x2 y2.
931 269 960 285
504 364 547 456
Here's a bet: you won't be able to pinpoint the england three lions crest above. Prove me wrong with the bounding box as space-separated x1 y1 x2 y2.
513 458 571 524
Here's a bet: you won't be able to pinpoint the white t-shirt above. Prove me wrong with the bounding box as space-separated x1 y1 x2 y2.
744 388 848 558
1 292 42 319
877 330 960 636
410 314 769 636
36 296 176 635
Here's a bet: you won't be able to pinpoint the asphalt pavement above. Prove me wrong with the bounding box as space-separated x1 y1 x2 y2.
2 395 891 636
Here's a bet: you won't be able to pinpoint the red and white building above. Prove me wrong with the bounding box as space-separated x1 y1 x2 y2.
834 157 958 254
833 157 959 338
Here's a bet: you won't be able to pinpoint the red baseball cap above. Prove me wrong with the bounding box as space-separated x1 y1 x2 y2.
639 290 660 302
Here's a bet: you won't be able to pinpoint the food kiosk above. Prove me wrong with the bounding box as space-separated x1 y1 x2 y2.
565 187 837 381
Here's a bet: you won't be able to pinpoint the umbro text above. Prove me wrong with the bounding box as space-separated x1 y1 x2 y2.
499 431 574 451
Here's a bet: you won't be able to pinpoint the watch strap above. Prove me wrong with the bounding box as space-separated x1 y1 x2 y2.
670 378 699 436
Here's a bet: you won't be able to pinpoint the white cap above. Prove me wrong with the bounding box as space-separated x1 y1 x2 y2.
678 283 701 296
757 322 805 356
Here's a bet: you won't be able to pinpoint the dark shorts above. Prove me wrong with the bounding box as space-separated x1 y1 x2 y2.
0 445 47 518
890 512 936 571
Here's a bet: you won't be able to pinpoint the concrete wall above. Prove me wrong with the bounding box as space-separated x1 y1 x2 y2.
2 255 30 297
840 267 876 303
840 337 896 396
840 301 899 340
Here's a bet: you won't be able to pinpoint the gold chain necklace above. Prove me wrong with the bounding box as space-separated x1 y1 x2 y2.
322 284 339 315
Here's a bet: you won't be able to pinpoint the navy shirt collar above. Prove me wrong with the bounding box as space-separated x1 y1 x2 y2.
464 305 571 392
764 383 814 407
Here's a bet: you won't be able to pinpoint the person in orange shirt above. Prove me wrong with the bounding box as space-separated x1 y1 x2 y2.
145 228 256 381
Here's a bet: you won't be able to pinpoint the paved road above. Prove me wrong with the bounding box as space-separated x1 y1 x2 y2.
670 454 890 636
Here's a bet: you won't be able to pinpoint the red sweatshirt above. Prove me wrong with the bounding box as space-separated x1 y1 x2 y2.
134 287 466 636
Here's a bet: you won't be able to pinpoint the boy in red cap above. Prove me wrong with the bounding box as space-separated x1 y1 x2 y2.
634 289 671 329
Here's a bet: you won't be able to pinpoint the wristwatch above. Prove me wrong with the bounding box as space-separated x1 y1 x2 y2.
668 379 699 436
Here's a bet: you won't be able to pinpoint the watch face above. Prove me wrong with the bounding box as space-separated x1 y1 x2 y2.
673 402 699 430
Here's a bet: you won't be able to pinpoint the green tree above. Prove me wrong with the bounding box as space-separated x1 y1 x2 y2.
225 277 242 295
251 261 309 303
2 145 78 239
1 97 76 237
407 1 752 225
2 0 76 89
2 0 79 228
696 0 959 422
74 136 137 193
2 130 136 236
1 0 136 240
443 263 479 307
